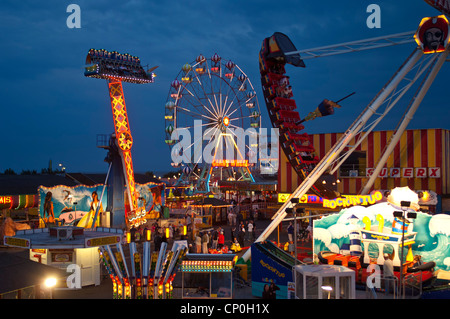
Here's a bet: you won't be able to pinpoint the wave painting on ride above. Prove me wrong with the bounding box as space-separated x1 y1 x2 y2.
313 187 450 284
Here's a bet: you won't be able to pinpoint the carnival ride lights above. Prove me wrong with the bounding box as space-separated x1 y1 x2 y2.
180 260 234 272
84 48 157 227
99 240 187 299
243 11 450 262
259 32 348 200
164 53 260 193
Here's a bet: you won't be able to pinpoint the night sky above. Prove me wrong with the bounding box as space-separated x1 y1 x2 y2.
1 0 448 175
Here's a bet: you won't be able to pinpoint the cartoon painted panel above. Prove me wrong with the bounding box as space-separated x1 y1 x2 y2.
39 184 107 227
39 183 164 226
136 183 164 219
313 203 450 271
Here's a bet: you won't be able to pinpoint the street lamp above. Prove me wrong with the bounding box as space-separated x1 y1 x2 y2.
321 285 333 299
393 200 417 299
44 277 57 299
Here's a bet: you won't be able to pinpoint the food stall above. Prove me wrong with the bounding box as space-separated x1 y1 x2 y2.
179 253 237 299
190 197 232 228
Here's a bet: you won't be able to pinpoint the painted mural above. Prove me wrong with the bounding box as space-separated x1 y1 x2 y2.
137 182 164 219
313 203 450 271
38 182 164 226
39 184 108 226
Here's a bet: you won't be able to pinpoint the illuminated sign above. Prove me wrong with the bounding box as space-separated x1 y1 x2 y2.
277 193 290 203
85 235 121 247
278 193 323 204
323 191 383 209
4 236 30 248
212 159 249 167
414 15 450 54
299 194 323 204
0 196 12 204
181 260 234 272
366 167 441 178
281 191 383 209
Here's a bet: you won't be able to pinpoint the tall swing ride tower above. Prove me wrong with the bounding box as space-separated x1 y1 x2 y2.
84 48 156 228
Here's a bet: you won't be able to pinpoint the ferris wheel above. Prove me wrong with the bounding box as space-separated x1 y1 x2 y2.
164 53 261 192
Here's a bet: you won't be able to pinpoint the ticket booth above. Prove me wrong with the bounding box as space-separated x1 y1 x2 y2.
180 254 237 299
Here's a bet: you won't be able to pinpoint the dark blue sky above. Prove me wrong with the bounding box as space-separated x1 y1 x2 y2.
0 0 448 174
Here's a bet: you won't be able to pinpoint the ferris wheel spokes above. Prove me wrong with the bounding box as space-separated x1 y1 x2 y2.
165 53 261 192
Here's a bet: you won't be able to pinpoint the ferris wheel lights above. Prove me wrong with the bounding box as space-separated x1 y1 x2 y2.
165 139 176 145
182 76 193 83
166 53 259 192
195 66 206 74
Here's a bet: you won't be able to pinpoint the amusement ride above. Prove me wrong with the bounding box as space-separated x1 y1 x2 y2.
4 1 450 301
84 48 157 228
83 49 188 299
243 12 450 262
164 54 261 193
77 4 450 299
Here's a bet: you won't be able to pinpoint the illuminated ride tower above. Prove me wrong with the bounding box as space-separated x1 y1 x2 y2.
84 48 156 228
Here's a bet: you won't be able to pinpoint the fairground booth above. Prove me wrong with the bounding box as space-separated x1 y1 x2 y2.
313 186 450 297
190 197 232 228
179 253 237 299
1 173 165 290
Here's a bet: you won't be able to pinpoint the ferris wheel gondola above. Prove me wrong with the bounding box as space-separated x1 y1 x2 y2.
164 54 261 192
